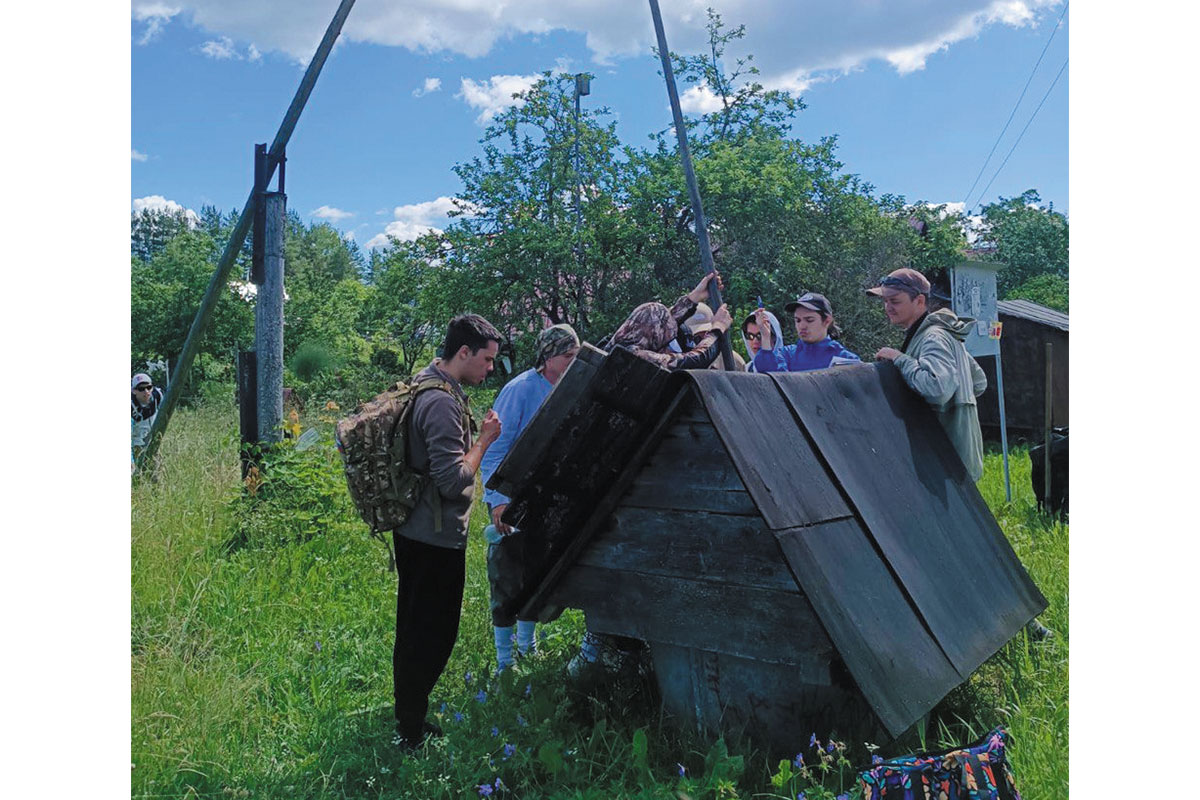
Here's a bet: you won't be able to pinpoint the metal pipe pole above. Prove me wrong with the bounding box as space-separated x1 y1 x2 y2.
647 0 735 371
995 349 1012 502
137 0 357 470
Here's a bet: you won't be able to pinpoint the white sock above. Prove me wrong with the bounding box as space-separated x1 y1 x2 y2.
516 620 537 654
494 626 515 669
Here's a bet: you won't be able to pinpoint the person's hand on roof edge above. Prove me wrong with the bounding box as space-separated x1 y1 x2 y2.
875 347 901 361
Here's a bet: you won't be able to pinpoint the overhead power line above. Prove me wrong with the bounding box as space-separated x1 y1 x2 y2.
962 1 1069 210
972 57 1068 211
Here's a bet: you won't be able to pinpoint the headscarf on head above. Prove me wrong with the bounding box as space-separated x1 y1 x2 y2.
610 302 677 354
609 296 723 371
534 323 580 368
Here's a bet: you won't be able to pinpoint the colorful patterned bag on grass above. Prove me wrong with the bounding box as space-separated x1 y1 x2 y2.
858 727 1021 800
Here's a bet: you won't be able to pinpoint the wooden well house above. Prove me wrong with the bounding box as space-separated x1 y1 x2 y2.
487 344 1047 748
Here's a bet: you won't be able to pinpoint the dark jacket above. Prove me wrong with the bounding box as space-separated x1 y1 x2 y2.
396 361 476 550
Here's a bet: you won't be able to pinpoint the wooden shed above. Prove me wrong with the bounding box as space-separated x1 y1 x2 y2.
977 299 1069 440
487 344 1046 748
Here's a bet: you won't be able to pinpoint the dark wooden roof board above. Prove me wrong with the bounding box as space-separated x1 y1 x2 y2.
769 364 1048 676
775 517 964 737
682 369 852 529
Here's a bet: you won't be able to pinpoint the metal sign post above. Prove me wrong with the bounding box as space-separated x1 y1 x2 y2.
952 261 1010 500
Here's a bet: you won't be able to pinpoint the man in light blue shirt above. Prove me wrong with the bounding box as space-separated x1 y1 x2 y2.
480 324 580 670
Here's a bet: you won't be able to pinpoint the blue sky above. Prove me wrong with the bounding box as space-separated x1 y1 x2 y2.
132 1 1068 250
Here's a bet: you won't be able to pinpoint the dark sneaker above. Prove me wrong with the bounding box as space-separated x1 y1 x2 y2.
421 720 444 739
1026 619 1054 641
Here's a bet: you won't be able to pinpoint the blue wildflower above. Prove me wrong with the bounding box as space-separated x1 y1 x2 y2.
797 793 806 800
837 795 849 800
525 683 532 697
516 714 527 727
314 641 321 652
491 726 499 737
503 743 516 759
454 712 464 723
476 689 488 704
495 777 505 790
809 733 818 748
439 701 447 714
465 671 474 685
793 753 804 769
677 763 686 777
477 783 493 796
827 740 835 753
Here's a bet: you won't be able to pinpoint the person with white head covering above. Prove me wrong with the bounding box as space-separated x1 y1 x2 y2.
739 310 785 373
131 373 164 448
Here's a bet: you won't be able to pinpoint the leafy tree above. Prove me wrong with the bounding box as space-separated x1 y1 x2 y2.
131 207 196 262
1008 273 1068 312
668 8 802 147
130 229 254 372
974 189 1068 296
411 72 661 365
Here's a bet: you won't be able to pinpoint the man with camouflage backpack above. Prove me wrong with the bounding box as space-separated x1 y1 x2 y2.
392 313 503 752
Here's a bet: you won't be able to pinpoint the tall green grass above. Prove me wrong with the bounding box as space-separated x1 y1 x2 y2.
132 405 1067 799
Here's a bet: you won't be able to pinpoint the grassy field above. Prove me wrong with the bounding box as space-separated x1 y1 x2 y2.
132 401 1068 799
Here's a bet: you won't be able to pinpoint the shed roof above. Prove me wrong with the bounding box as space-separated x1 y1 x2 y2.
487 349 1046 737
997 298 1069 331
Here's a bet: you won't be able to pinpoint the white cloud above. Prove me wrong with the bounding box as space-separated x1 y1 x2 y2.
130 1 1061 89
132 195 200 226
247 43 262 62
200 35 238 59
311 205 354 221
458 74 539 124
133 3 180 45
131 149 149 162
413 77 442 98
679 85 725 115
365 196 482 249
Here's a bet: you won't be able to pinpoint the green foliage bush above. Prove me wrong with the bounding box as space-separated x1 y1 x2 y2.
290 341 336 382
228 427 355 553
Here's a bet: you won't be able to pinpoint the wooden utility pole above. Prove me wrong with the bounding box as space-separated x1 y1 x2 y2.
647 0 735 371
256 191 286 442
137 0 357 471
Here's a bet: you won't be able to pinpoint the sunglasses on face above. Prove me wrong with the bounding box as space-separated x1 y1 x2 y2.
136 385 153 391
744 332 762 341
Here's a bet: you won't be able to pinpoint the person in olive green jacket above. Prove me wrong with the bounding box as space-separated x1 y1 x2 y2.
869 268 987 482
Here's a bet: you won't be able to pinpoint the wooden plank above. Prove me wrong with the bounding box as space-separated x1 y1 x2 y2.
552 564 833 673
516 387 690 620
650 643 887 753
682 370 852 529
575 507 798 590
620 480 759 516
770 363 1047 677
775 517 964 738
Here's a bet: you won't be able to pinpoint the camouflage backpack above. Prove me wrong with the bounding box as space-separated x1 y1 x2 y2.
335 376 471 568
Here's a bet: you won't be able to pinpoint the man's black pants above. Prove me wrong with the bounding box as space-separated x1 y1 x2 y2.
392 533 466 739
